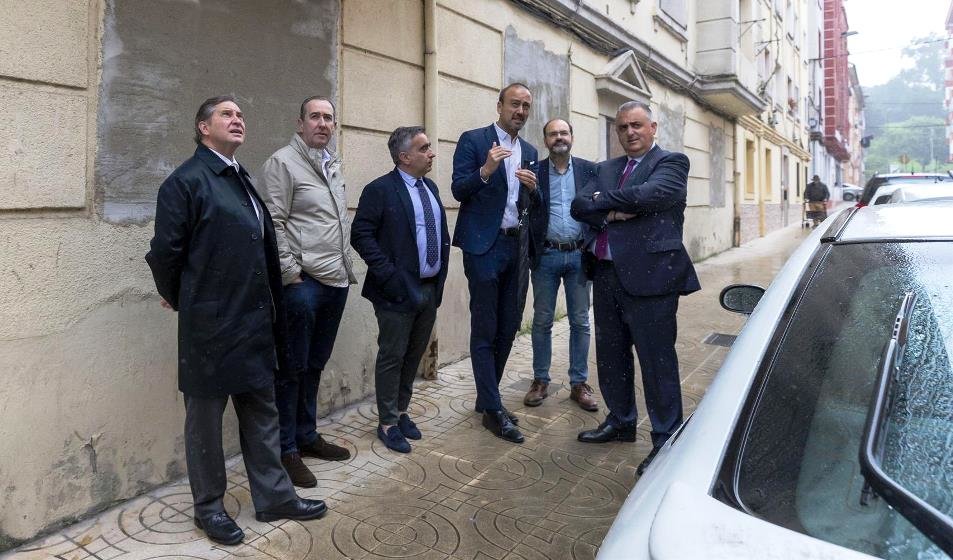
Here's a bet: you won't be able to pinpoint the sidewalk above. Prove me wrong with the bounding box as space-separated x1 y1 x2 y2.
5 225 809 560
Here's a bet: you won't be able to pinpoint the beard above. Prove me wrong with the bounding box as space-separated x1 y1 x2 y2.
549 143 570 155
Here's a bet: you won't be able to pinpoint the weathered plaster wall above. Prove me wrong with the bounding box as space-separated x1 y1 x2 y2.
0 0 341 547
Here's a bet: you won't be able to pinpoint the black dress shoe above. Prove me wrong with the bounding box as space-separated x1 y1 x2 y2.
194 512 244 545
482 410 524 443
474 405 519 425
577 421 636 443
637 446 662 476
255 497 328 522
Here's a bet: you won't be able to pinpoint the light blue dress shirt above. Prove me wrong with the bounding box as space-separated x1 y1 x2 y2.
397 168 443 278
545 159 582 243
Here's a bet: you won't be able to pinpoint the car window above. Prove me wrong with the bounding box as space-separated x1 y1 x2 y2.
875 194 893 205
725 241 953 559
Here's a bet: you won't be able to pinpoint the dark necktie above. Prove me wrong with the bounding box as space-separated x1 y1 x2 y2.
415 178 439 267
594 158 637 260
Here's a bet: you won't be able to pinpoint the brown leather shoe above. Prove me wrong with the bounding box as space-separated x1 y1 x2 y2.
570 383 599 412
299 434 351 461
523 379 549 406
281 452 317 488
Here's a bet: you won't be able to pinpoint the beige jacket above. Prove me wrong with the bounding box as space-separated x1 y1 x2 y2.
258 134 356 287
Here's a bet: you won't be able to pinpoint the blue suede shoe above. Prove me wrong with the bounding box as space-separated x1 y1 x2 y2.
377 425 411 453
397 414 422 440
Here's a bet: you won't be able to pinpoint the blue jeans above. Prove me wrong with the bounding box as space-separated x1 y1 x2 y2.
530 248 591 385
275 273 348 455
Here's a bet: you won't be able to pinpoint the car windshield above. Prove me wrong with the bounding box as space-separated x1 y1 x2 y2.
725 241 953 559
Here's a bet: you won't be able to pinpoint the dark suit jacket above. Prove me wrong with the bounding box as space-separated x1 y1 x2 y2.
451 124 540 255
145 144 288 397
351 169 451 313
570 145 701 297
528 156 596 269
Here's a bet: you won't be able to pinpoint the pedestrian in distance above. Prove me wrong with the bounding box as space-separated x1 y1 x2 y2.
451 82 541 444
350 126 451 454
571 100 700 476
256 96 354 489
145 95 327 546
524 118 599 412
805 174 830 227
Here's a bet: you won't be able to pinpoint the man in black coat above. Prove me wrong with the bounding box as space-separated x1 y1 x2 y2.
571 101 700 476
146 95 326 546
351 126 451 453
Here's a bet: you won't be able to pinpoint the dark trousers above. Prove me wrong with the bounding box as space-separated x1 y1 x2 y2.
592 261 682 447
275 273 349 455
462 233 524 412
184 386 297 518
373 282 438 426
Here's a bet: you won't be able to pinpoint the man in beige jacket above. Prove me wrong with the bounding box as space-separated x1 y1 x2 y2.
257 95 355 488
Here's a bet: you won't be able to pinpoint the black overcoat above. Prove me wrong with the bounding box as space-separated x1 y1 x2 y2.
146 144 288 397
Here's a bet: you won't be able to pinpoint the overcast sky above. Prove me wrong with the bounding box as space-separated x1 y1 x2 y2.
844 0 949 87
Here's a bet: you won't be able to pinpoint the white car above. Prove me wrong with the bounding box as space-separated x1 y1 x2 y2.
887 183 953 204
598 201 953 560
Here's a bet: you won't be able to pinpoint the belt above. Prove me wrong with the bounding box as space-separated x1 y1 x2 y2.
544 239 583 251
419 275 439 284
499 227 520 237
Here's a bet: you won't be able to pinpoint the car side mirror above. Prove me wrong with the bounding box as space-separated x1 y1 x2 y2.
719 284 765 315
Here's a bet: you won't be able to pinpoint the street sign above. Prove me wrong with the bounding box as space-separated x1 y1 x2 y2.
899 154 910 164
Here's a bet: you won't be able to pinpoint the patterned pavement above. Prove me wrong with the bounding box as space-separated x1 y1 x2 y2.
5 225 807 560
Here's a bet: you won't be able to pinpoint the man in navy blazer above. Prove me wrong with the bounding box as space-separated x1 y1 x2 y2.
571 101 700 475
351 126 451 454
524 118 599 412
451 83 540 443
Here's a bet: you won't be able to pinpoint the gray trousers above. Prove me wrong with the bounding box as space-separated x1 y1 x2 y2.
184 386 297 518
374 282 438 426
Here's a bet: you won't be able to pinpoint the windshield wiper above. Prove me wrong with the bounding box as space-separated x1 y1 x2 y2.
859 292 953 557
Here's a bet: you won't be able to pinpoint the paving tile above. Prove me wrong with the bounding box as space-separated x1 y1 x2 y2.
4 226 808 560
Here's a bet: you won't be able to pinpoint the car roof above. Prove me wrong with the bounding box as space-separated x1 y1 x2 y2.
838 200 953 240
871 172 948 179
889 183 953 203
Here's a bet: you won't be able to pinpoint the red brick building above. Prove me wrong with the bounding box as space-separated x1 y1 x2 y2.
823 0 851 163
945 1 953 162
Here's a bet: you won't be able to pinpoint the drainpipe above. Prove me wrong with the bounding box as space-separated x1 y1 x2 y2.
424 0 438 147
421 0 439 379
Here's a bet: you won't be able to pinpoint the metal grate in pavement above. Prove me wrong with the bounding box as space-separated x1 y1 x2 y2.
703 332 737 347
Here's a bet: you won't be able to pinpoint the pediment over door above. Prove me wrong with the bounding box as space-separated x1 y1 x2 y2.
595 50 652 105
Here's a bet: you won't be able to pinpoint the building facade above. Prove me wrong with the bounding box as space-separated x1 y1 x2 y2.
0 0 825 546
733 0 812 244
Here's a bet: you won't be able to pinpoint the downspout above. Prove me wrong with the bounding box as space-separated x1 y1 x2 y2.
424 0 438 147
421 0 439 379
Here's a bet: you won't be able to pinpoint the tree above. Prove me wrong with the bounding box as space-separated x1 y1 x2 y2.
865 116 952 175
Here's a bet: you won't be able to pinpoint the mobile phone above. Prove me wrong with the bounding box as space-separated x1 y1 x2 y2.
521 159 538 173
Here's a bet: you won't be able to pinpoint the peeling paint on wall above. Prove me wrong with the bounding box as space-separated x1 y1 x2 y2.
709 125 726 208
656 103 685 154
96 0 339 223
503 26 569 150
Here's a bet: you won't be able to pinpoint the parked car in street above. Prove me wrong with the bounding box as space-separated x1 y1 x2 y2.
857 173 950 207
598 201 953 560
841 183 863 201
887 182 953 204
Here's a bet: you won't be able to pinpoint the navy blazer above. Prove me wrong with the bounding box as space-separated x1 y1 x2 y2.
351 169 451 313
451 124 540 255
528 156 596 269
146 144 289 396
570 145 701 297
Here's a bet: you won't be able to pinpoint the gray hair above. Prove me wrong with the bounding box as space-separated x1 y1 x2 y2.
617 100 653 120
194 95 238 144
388 126 427 165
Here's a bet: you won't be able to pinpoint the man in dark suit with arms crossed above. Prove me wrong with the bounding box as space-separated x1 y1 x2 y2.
451 83 540 444
351 126 451 454
571 101 700 475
